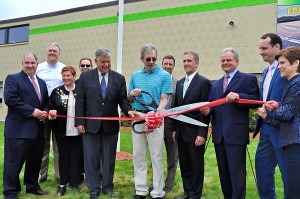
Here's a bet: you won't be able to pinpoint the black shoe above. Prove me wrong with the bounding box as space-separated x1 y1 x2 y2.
175 195 189 199
152 197 164 199
132 195 146 199
103 190 116 198
71 186 80 193
57 186 66 196
27 189 49 195
163 186 171 193
90 194 99 199
38 178 47 183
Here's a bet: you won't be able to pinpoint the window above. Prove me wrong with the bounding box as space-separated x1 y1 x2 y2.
0 81 3 105
0 29 5 45
0 24 29 45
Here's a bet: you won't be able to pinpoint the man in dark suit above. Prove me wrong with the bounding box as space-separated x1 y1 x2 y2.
161 55 178 192
3 52 49 198
201 48 259 199
75 47 134 199
173 51 211 199
254 33 288 198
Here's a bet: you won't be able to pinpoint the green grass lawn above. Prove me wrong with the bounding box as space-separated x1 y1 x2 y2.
0 124 284 198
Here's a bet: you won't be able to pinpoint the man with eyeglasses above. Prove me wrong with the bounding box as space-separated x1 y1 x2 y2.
79 57 93 72
128 44 172 199
36 43 66 183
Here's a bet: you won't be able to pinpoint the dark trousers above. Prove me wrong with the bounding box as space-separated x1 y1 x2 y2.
3 136 44 199
164 122 178 189
285 144 300 199
177 136 205 199
55 134 84 187
82 131 118 196
214 142 246 199
255 133 288 199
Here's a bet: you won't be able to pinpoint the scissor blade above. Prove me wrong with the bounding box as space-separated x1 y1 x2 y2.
164 102 210 115
169 115 208 127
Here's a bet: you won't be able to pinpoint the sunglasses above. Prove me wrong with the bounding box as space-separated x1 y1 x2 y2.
80 64 91 67
145 57 157 62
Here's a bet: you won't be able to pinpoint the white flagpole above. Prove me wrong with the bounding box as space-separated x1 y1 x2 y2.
117 0 124 153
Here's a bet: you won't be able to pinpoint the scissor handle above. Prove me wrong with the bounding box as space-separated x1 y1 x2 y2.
132 120 146 134
134 90 158 109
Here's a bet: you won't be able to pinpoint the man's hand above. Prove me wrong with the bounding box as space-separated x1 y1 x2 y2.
32 108 47 120
199 107 210 116
257 106 267 119
195 136 206 146
128 110 140 118
226 92 239 102
77 125 86 134
128 88 142 101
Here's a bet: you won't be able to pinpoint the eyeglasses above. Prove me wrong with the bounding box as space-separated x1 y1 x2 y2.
80 64 91 67
145 57 157 62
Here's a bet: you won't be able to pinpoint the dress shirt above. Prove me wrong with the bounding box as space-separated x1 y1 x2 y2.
36 61 65 96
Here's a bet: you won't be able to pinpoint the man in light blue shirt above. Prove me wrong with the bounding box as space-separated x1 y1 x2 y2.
128 44 172 199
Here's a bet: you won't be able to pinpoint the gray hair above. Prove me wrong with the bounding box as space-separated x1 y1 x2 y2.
95 47 111 59
47 43 61 52
22 52 38 63
140 43 157 58
184 51 200 62
222 47 239 62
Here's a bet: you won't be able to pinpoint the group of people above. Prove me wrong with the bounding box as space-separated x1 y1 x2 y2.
2 32 300 199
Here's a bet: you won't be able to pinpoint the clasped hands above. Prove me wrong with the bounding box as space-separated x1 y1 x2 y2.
32 108 48 121
257 100 278 119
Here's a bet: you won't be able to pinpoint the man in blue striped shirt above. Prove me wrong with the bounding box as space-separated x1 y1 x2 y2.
128 44 172 199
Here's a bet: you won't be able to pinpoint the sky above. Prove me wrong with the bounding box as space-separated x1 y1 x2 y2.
0 0 114 21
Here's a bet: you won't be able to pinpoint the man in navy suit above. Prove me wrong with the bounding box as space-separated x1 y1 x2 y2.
75 47 134 199
173 51 211 199
201 48 259 199
254 33 288 198
3 52 49 198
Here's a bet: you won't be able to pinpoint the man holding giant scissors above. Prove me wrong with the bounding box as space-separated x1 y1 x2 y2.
128 44 172 199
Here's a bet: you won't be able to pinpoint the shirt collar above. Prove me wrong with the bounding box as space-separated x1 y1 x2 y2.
141 64 160 74
226 69 238 78
185 71 197 81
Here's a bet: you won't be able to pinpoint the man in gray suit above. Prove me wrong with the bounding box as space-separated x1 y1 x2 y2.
162 55 178 192
75 47 135 199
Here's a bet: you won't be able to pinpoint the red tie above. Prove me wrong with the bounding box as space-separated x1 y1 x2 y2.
30 76 41 102
223 75 229 93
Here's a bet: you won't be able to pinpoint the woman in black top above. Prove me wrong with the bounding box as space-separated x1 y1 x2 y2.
49 66 83 196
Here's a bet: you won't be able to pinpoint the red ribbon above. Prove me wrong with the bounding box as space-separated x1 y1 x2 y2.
49 98 277 130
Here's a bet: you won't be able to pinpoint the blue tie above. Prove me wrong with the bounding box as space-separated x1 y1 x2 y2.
101 73 106 99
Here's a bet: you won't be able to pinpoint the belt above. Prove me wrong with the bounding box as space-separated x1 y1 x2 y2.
135 109 151 113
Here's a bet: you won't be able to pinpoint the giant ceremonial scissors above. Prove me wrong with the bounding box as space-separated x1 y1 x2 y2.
132 91 209 134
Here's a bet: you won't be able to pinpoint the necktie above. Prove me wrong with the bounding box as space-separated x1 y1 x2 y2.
30 76 41 102
183 77 189 97
263 65 274 101
223 75 229 93
101 73 107 99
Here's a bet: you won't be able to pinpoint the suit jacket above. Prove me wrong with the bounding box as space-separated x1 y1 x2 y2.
209 70 259 145
253 66 288 144
264 74 300 147
75 69 131 134
4 70 49 139
164 76 178 130
174 73 211 142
